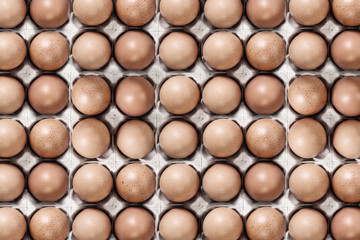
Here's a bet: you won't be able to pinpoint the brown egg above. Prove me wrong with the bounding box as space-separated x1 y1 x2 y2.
0 0 26 28
160 164 199 203
159 208 198 240
289 208 328 240
289 164 329 202
246 32 286 71
72 75 111 115
204 0 243 28
332 0 360 26
203 119 243 158
72 32 111 70
30 32 69 71
115 76 155 117
245 162 284 202
246 207 285 240
289 0 329 26
202 76 241 115
29 75 69 115
30 0 69 28
0 208 26 240
115 207 155 240
73 0 113 26
160 76 200 115
332 76 360 117
203 32 243 70
202 163 241 202
72 208 111 240
116 120 154 159
331 207 360 240
73 164 113 202
30 207 69 240
72 118 110 159
30 119 69 158
0 119 26 158
116 163 156 203
116 0 155 26
203 207 243 240
0 32 26 70
245 75 285 115
28 162 68 202
331 31 360 70
159 32 198 70
333 120 360 159
160 0 199 26
245 119 285 158
332 163 360 203
288 118 327 158
159 121 198 159
0 76 25 114
288 75 327 115
0 164 25 201
246 0 285 28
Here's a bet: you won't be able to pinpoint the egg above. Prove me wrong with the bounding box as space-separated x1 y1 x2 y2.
332 0 360 26
246 0 285 28
0 76 25 114
30 119 69 158
115 207 155 240
245 162 284 202
0 208 26 240
288 75 328 115
246 32 286 71
246 207 286 240
203 207 243 240
332 163 360 203
289 164 329 202
114 31 155 70
331 31 360 70
202 76 241 115
245 75 285 115
72 32 111 70
29 75 69 115
0 32 26 70
159 120 198 159
72 75 111 115
0 0 26 28
332 76 360 117
331 207 360 240
0 164 25 201
333 120 360 159
159 208 198 240
71 118 110 159
160 76 200 115
115 163 156 203
30 0 69 28
203 119 243 158
73 0 113 26
289 0 329 26
0 119 26 158
116 120 154 159
159 32 198 70
204 0 243 28
73 164 113 202
160 164 199 202
288 118 327 158
245 119 285 158
72 208 111 240
160 0 199 26
202 163 241 202
30 31 69 71
115 76 155 117
289 208 328 240
116 0 156 26
30 207 69 240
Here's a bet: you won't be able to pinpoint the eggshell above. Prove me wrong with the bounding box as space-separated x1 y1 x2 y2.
331 207 360 240
0 32 26 70
0 119 26 158
332 0 360 26
116 0 156 26
73 0 113 26
0 164 25 201
204 0 243 28
30 0 69 28
0 76 25 114
332 76 360 117
160 0 199 26
332 163 360 203
289 0 329 26
333 120 360 159
331 31 360 70
0 0 26 28
0 208 26 240
246 0 285 28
